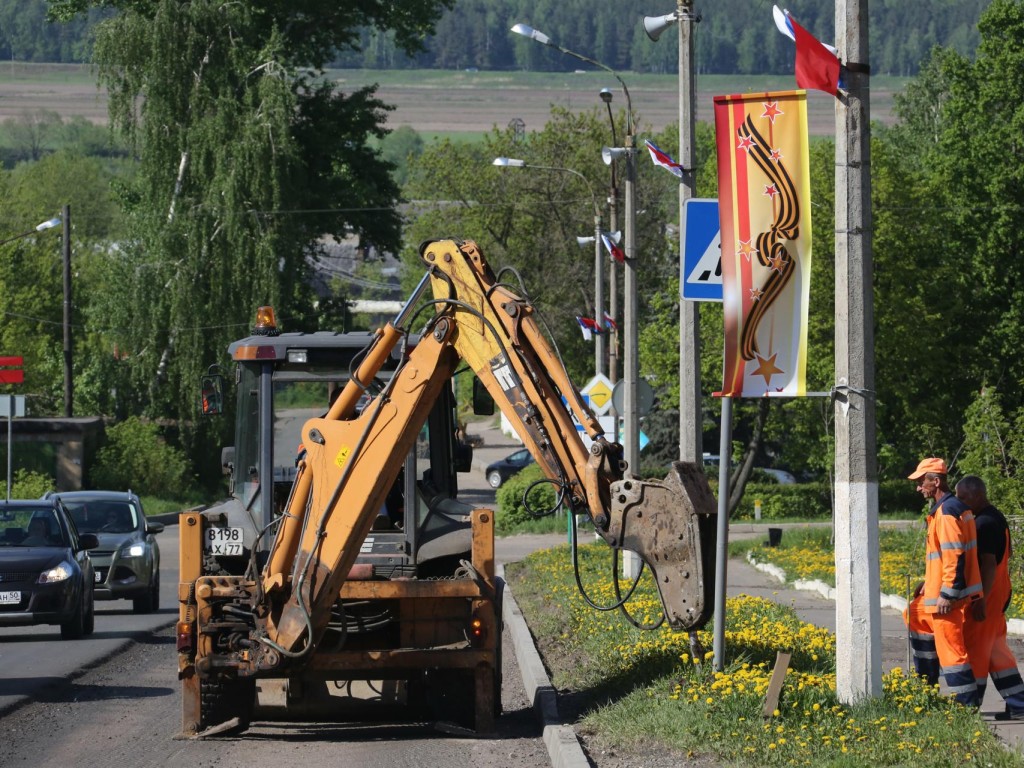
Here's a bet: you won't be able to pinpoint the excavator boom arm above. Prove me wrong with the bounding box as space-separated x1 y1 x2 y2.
421 239 716 630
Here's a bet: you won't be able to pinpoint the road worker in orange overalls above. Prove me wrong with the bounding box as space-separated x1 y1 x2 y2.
956 475 1024 720
902 457 982 707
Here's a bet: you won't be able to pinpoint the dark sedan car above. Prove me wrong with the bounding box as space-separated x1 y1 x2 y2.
485 447 535 489
53 490 163 613
0 498 98 639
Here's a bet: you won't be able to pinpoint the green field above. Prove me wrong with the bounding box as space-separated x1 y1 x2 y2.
0 63 908 138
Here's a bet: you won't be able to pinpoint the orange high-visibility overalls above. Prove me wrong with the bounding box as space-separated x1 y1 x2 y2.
903 492 982 706
964 504 1024 712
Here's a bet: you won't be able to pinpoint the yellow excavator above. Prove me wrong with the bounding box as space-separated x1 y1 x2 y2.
177 239 716 735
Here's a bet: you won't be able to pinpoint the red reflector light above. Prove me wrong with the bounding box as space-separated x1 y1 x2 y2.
467 616 485 645
176 621 193 653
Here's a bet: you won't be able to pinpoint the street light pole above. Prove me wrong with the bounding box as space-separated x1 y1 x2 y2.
492 157 605 377
600 88 620 384
61 204 72 418
510 22 640 481
0 214 69 417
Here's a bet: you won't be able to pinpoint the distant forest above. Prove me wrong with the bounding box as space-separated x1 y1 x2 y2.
1 0 989 77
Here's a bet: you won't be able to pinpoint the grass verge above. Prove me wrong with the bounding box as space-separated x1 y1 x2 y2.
505 542 1024 766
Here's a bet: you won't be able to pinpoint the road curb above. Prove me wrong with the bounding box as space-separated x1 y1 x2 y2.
498 563 590 768
746 551 1024 636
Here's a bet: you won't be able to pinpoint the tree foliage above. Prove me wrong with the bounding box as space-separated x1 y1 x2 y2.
44 0 453 484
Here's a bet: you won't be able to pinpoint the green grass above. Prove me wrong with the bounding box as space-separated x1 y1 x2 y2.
506 542 1024 767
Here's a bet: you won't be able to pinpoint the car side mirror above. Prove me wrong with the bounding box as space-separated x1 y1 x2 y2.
146 521 165 535
79 533 99 550
199 365 226 416
472 377 495 416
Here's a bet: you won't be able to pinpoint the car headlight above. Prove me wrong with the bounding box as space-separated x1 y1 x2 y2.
38 560 74 583
124 543 146 558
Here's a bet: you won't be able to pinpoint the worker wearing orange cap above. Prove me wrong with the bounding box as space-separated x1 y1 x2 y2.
956 475 1024 719
902 457 982 706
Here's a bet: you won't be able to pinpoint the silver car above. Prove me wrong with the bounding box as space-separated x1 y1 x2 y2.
51 491 163 613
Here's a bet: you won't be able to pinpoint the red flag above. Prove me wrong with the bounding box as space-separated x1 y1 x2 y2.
600 233 625 264
791 17 839 95
776 8 840 96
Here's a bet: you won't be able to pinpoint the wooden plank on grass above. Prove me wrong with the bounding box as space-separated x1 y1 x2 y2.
762 651 792 718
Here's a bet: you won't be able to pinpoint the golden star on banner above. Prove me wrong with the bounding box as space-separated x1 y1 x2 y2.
752 353 784 387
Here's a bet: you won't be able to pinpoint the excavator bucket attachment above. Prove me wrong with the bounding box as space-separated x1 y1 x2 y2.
606 461 717 631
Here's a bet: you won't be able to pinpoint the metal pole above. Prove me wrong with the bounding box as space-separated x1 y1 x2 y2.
621 136 641 580
6 396 13 502
602 95 620 385
677 0 702 464
834 0 881 702
607 189 619 383
594 214 605 377
713 395 732 672
62 204 72 418
622 137 639 479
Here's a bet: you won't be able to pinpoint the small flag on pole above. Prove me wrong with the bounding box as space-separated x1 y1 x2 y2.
600 232 625 263
772 5 841 96
576 316 600 341
602 312 618 332
644 139 685 179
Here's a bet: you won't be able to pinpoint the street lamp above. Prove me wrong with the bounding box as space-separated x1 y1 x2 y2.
511 22 641 487
0 210 72 417
599 88 620 384
492 157 606 377
0 216 60 247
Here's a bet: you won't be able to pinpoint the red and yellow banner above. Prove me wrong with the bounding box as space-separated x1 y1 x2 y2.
714 90 813 397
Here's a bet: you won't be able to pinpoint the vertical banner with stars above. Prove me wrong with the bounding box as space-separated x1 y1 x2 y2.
713 90 813 397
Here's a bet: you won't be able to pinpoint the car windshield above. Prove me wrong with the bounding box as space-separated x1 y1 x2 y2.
64 500 138 534
0 508 66 547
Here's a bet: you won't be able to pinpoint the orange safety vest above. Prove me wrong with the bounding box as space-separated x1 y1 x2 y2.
923 492 983 612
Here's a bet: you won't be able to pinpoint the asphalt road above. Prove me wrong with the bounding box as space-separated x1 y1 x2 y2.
0 421 559 768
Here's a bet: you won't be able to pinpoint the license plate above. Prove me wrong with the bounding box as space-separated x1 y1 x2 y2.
0 591 20 605
204 527 244 556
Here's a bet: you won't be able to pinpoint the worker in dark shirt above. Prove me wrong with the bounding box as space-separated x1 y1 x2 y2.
956 475 1024 720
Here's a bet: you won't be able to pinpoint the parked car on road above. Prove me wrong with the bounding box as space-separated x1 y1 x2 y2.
485 447 535 488
702 454 797 484
0 497 98 638
51 490 163 613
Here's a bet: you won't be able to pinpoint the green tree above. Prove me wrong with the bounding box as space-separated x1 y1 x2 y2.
0 150 124 415
47 0 454 484
404 105 677 386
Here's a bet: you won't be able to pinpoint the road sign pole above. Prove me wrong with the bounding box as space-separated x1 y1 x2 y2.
6 395 12 501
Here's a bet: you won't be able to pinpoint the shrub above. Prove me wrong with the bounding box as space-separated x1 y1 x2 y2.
729 479 924 520
495 463 560 534
0 469 54 499
91 417 190 498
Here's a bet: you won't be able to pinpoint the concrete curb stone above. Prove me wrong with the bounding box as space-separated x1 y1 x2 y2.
498 563 591 768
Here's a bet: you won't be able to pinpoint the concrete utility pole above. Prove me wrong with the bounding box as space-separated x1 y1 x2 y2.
676 0 702 465
833 0 881 702
642 2 702 463
62 204 72 418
